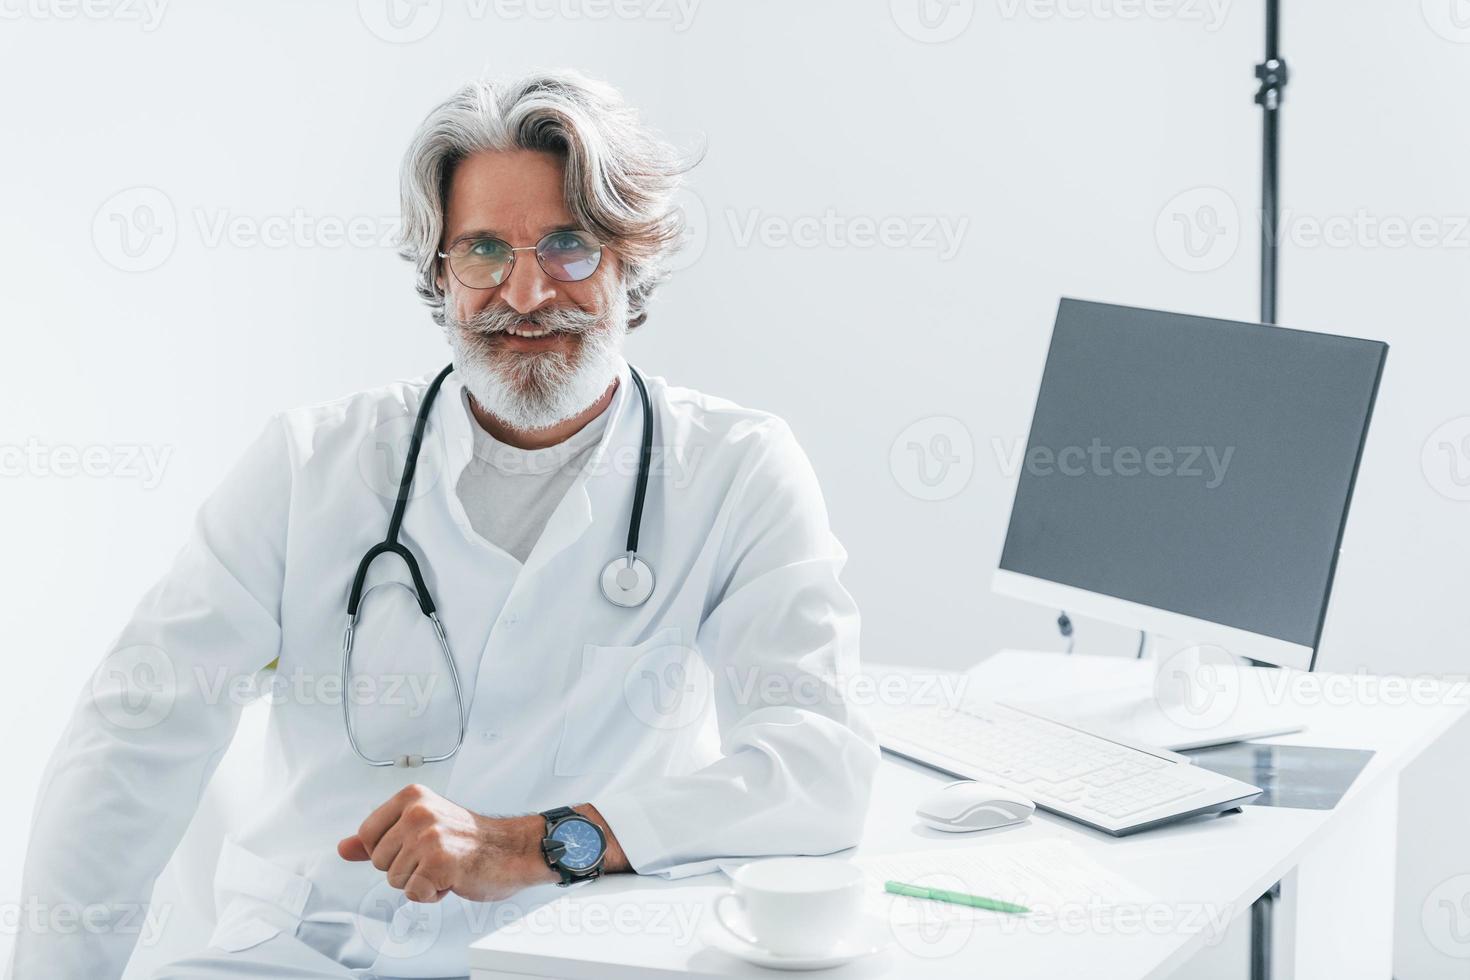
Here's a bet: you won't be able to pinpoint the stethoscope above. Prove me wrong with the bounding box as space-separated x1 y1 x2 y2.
341 362 656 767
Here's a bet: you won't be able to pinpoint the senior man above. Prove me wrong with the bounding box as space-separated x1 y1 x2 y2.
10 71 879 979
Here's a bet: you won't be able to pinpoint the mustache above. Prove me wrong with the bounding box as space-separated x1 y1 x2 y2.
457 303 603 338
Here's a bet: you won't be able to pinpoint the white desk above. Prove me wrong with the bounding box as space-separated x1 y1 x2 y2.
469 650 1467 980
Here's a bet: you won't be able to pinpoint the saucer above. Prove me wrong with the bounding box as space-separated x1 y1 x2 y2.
701 908 891 971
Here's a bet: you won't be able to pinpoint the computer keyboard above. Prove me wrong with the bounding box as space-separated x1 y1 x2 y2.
878 701 1262 836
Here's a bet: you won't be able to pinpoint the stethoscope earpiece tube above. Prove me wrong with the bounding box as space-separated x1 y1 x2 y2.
625 367 654 555
346 542 436 618
600 366 657 608
385 364 456 546
346 363 456 619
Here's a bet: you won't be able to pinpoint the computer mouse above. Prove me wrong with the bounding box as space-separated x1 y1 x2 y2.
916 780 1036 832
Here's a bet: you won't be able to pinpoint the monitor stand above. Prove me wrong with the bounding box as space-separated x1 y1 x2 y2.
1011 641 1308 752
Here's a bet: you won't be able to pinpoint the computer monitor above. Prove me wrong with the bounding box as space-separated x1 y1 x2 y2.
993 299 1387 672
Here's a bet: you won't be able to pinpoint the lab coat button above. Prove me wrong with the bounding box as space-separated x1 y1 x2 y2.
480 729 498 742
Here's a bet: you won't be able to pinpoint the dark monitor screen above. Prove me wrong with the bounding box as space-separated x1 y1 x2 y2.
998 299 1386 657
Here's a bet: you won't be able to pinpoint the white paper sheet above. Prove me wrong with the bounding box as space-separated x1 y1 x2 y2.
856 838 1158 926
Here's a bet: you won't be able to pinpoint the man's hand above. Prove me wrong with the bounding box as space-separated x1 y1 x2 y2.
338 786 632 903
337 784 554 903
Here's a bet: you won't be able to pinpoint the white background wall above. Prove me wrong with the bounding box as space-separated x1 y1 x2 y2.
3 1 1468 976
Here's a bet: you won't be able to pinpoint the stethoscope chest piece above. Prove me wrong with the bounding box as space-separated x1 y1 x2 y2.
600 551 655 608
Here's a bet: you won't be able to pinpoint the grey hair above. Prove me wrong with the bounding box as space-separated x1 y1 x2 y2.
397 69 699 330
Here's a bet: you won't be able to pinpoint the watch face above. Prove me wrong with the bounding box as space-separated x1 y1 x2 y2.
550 818 604 871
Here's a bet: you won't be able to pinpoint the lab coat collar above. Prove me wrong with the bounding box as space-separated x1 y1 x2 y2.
430 355 636 574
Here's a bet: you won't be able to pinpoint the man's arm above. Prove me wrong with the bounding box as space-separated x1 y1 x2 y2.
7 416 292 979
589 417 881 875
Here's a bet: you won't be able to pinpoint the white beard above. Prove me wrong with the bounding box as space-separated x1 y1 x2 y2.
444 286 628 432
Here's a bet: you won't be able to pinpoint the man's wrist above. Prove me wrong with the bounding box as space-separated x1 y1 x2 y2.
508 813 558 886
572 803 630 874
506 805 629 887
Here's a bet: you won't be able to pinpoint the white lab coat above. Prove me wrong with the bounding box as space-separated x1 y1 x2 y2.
11 358 880 979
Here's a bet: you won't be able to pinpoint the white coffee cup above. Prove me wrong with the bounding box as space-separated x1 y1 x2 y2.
713 857 865 958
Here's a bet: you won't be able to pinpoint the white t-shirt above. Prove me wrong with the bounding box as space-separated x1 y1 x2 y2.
453 389 611 562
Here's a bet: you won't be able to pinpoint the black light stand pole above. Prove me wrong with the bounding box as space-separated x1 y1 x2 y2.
1249 14 1290 979
1244 2 1289 670
1255 0 1288 325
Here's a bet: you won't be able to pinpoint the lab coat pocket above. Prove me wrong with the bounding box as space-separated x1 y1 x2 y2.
207 837 313 953
553 626 712 777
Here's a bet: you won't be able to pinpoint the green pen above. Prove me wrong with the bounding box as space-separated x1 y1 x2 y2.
884 880 1031 915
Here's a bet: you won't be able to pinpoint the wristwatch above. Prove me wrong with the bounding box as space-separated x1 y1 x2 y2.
539 806 607 886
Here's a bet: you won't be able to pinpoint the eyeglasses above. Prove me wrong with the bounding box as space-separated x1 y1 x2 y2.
437 230 604 289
